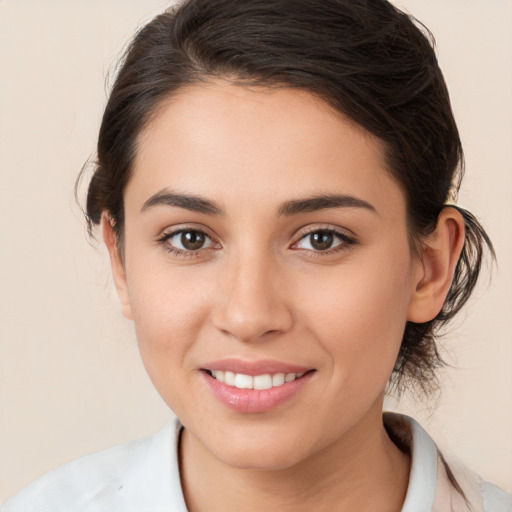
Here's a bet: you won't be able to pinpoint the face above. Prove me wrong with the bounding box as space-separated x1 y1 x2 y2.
111 82 425 470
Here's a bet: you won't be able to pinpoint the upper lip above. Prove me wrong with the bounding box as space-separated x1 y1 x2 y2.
202 358 313 376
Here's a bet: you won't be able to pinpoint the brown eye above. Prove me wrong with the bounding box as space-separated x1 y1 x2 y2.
309 231 334 250
164 229 216 252
294 229 350 252
181 231 206 250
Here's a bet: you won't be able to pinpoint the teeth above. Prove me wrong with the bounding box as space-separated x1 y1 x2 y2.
224 371 236 386
234 373 253 389
254 374 272 390
272 373 285 386
210 370 305 389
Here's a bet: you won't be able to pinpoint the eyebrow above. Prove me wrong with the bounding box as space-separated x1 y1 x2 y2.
278 194 377 216
141 190 376 217
141 190 223 215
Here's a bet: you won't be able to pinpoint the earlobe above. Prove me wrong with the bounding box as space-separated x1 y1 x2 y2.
407 207 465 323
101 214 133 320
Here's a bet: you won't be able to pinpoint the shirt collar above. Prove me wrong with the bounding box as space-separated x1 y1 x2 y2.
384 413 438 512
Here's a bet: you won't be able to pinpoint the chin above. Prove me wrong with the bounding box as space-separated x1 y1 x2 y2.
204 424 315 471
219 445 306 471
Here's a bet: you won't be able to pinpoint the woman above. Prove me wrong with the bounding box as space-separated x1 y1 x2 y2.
3 0 511 510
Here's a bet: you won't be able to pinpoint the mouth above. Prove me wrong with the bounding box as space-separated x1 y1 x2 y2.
200 361 316 413
204 369 311 390
200 359 316 413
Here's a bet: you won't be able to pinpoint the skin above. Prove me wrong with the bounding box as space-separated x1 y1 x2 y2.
104 82 465 511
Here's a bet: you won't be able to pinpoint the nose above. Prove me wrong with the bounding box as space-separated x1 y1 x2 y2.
212 251 294 343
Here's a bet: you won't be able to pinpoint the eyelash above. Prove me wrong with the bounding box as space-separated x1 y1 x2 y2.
157 226 356 259
291 226 357 256
157 227 220 259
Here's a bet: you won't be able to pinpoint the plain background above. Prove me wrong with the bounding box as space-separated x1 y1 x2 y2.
1 0 511 502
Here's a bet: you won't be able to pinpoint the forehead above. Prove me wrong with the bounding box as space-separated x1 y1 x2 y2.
129 82 404 217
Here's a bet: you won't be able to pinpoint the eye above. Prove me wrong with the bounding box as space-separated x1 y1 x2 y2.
161 229 217 252
293 229 352 252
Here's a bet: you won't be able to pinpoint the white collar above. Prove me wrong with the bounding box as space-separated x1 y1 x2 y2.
5 413 499 511
384 413 439 511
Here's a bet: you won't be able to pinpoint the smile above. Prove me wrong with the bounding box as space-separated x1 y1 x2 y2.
202 363 315 413
209 370 306 390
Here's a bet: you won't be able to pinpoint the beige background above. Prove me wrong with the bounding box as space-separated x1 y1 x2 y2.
0 0 511 502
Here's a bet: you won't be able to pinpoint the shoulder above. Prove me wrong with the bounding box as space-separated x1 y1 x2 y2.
480 479 512 512
1 419 188 512
443 458 512 512
384 412 512 512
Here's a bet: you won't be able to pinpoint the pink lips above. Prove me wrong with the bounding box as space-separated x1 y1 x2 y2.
201 359 315 414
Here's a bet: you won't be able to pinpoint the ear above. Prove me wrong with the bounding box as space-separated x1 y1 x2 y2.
102 213 133 320
407 207 465 323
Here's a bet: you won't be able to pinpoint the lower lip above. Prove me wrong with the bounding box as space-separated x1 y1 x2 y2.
201 371 314 414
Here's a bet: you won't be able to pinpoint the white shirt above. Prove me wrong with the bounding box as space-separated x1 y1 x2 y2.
2 414 511 511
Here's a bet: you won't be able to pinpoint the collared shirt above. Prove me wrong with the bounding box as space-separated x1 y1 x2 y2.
3 414 511 511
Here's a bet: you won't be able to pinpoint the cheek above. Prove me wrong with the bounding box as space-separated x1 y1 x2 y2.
125 262 213 389
295 250 413 384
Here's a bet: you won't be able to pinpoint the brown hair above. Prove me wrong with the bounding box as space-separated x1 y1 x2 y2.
81 0 494 395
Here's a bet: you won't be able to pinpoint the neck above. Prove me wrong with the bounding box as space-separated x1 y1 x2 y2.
180 402 410 512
